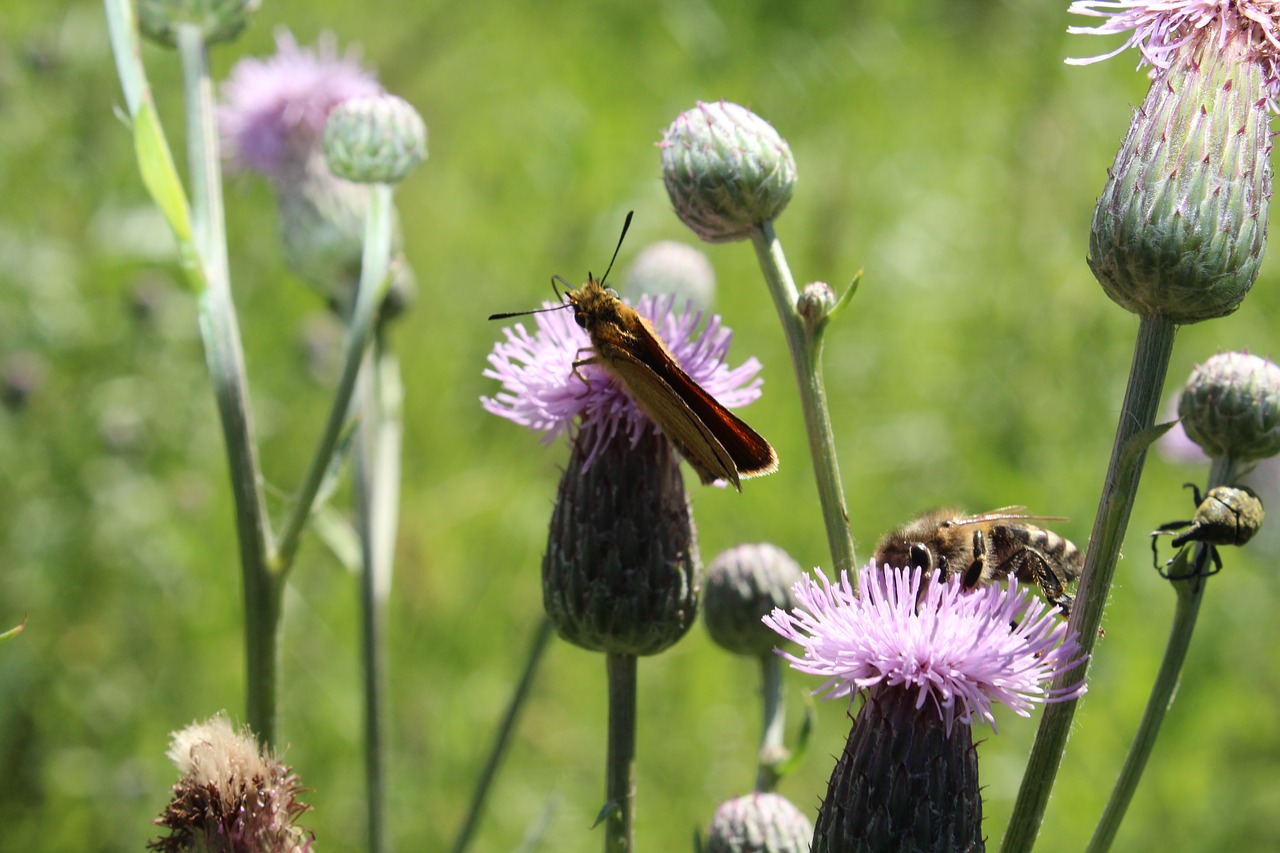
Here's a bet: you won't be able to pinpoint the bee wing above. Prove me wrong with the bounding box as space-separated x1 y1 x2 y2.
943 507 1069 527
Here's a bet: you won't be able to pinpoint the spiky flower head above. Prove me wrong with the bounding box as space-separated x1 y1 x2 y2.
137 0 259 47
1073 2 1274 322
766 566 1085 853
149 713 312 853
622 240 717 310
219 30 382 179
660 101 797 243
704 543 804 657
323 94 427 185
482 293 765 475
706 792 814 853
1178 351 1280 461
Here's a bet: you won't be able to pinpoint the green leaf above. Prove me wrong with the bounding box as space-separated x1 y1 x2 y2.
133 100 207 292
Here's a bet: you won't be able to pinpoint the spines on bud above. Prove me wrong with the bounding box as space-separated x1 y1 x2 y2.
706 792 814 853
137 0 260 47
1178 351 1280 462
660 101 797 243
542 424 701 656
704 543 803 657
1087 38 1271 323
323 94 427 185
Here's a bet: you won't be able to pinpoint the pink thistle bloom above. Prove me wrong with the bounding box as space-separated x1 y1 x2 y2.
219 29 383 177
482 294 765 471
1067 0 1280 103
765 564 1087 735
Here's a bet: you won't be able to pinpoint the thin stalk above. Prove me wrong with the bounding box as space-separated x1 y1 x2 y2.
451 617 556 853
355 327 403 853
749 221 856 576
755 651 786 793
1001 313 1177 853
277 183 395 570
604 653 637 853
1085 453 1237 853
174 23 278 744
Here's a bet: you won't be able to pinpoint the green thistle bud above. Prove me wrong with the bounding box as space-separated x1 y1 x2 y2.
1088 37 1271 323
137 0 259 47
812 687 982 853
323 94 427 185
1178 351 1280 462
704 543 803 657
621 240 716 311
797 281 837 333
660 101 797 243
706 792 814 853
542 423 701 656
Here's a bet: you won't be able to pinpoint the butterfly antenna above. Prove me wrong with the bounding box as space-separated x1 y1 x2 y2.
597 211 634 287
488 303 571 321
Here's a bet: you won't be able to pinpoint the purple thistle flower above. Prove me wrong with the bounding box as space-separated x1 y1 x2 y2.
219 29 383 178
1067 0 1280 103
765 564 1087 735
482 293 765 472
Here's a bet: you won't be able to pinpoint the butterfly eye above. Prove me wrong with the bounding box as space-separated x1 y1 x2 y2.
574 313 589 328
908 544 933 571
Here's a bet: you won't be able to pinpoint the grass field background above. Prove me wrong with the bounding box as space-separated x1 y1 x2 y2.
3 1 1279 850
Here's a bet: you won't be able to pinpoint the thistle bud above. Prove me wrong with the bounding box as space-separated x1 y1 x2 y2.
1087 37 1271 323
1178 351 1280 462
660 101 797 243
137 0 259 47
796 281 837 333
622 241 716 311
149 713 313 852
323 94 427 185
704 543 803 657
706 792 814 853
542 423 701 656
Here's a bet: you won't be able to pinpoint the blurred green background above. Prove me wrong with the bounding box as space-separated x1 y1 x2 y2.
3 0 1279 850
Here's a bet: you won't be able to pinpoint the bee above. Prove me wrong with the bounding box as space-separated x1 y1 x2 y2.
1150 484 1264 576
873 508 1082 616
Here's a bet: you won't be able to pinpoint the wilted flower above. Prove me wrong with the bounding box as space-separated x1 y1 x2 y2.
482 293 765 473
766 565 1086 853
150 713 312 853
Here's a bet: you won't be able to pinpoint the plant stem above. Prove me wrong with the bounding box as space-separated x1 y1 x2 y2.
277 183 395 570
604 653 637 853
1085 453 1237 853
355 326 403 853
452 617 556 853
1001 313 1177 853
749 221 856 576
755 651 787 793
175 23 278 745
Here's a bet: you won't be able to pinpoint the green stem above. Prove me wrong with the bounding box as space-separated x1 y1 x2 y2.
604 653 637 853
451 617 556 853
1001 313 1177 853
355 327 403 853
749 221 856 576
1085 453 1237 853
174 23 278 745
755 651 787 793
277 183 395 570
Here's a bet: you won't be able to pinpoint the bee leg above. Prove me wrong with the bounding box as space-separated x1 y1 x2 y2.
1010 550 1072 617
962 530 987 589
